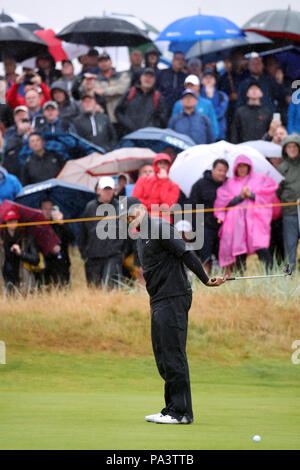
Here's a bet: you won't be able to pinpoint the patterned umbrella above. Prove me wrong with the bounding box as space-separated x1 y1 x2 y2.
0 200 60 255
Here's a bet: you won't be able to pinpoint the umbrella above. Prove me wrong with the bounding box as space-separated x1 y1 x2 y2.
243 8 300 43
94 13 168 72
0 200 60 255
34 29 89 62
241 141 282 158
57 148 156 190
0 10 43 32
0 24 47 62
259 45 300 80
56 17 151 47
186 32 273 60
118 127 196 153
17 132 104 169
155 14 244 54
168 140 284 198
15 179 96 220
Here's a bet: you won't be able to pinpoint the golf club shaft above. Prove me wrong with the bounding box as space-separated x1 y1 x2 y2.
226 274 289 281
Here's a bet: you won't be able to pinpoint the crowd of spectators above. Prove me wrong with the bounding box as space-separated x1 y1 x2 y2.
0 46 299 292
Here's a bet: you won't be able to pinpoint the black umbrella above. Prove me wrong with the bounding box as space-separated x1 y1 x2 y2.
186 32 273 60
0 24 48 61
243 7 300 43
56 16 151 47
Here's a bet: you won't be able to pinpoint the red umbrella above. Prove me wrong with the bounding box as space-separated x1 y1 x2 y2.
34 29 89 62
0 200 60 255
35 29 68 61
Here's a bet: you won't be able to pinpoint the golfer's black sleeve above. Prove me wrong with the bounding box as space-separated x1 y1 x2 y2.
182 251 209 285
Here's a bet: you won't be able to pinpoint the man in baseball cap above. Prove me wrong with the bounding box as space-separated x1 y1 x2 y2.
41 99 76 134
171 74 218 140
78 174 126 288
97 176 115 191
168 87 214 144
13 105 29 116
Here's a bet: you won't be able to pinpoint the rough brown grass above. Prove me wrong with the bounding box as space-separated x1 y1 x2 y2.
0 248 299 363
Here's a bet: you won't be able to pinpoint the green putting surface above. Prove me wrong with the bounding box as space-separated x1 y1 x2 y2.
0 349 299 450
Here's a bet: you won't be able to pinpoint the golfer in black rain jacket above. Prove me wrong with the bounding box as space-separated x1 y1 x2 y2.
119 197 225 424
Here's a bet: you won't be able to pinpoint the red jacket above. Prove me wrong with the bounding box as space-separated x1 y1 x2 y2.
6 82 51 109
132 153 180 221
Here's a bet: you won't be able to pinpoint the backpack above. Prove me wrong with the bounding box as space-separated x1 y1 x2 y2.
126 86 161 108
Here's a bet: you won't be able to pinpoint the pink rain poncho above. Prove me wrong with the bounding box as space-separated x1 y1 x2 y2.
214 155 279 267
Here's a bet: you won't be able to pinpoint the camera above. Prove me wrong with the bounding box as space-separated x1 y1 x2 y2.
24 73 35 85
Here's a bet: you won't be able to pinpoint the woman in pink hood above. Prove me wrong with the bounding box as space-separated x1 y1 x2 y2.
214 154 278 271
131 153 180 221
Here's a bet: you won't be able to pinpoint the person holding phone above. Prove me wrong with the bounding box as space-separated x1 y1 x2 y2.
2 106 33 179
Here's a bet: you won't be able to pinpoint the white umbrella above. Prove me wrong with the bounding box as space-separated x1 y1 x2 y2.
240 140 282 158
169 140 284 198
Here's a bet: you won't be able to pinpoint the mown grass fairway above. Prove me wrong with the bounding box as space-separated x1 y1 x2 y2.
1 251 300 449
0 349 299 450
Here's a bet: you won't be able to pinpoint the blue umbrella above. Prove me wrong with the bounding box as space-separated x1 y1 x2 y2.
155 15 245 54
117 127 196 153
15 179 95 220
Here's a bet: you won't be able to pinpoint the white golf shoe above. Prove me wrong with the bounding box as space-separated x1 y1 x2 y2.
153 414 192 424
145 412 164 422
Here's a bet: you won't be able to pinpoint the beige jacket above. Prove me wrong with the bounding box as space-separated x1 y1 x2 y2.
98 71 131 124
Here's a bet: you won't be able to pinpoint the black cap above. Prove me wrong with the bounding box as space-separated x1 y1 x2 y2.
142 67 156 76
246 79 263 92
119 197 142 217
98 52 111 61
202 69 217 78
87 48 99 57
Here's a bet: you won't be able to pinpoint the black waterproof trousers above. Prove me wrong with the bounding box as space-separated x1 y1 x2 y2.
150 292 193 422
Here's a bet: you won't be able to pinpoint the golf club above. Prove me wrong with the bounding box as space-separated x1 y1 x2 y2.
211 265 292 282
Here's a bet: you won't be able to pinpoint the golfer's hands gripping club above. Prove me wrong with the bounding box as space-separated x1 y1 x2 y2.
206 276 226 287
